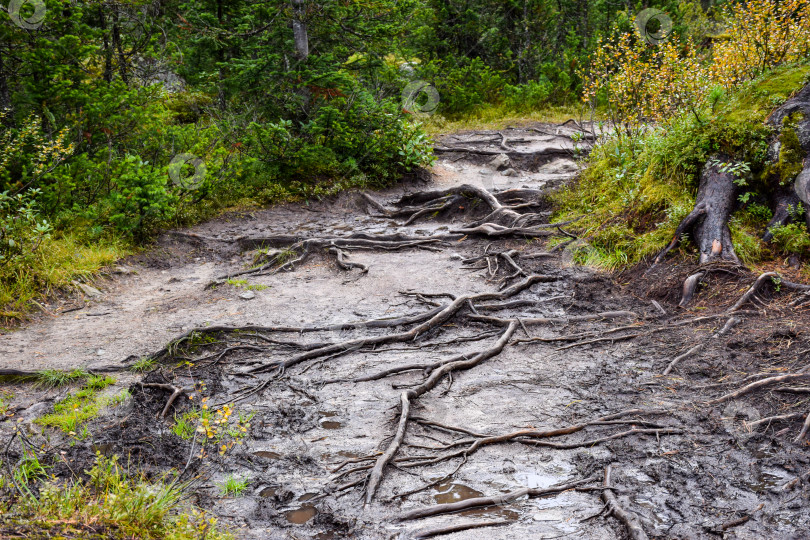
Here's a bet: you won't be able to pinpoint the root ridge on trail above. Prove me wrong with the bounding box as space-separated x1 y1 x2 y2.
9 127 810 540
122 179 810 539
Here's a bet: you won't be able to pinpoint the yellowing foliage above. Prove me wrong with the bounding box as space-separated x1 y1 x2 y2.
584 0 810 125
583 33 706 124
710 0 810 88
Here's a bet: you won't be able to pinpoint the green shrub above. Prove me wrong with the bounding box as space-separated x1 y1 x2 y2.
0 190 51 270
769 222 810 253
502 79 554 111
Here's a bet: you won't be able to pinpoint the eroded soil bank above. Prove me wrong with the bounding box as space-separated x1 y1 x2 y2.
1 125 809 539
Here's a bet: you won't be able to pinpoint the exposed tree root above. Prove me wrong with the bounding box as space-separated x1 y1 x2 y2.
662 316 740 375
247 274 558 375
364 184 572 236
137 382 189 418
411 519 512 539
602 464 649 540
364 321 519 504
707 374 810 404
432 144 572 160
397 477 599 521
209 233 448 286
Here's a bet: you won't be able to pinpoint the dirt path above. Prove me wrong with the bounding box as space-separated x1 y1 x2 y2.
2 124 810 539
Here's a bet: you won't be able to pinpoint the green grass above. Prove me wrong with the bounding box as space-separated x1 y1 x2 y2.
0 453 232 539
172 410 199 440
0 232 130 325
35 375 119 435
218 475 248 497
130 357 158 373
33 368 90 388
225 278 269 291
554 64 810 270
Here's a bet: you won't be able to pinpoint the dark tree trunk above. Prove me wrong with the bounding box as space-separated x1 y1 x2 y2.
765 82 810 232
654 157 740 266
763 183 802 242
291 0 309 61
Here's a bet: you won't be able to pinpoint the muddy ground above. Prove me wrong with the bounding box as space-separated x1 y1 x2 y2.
1 124 810 539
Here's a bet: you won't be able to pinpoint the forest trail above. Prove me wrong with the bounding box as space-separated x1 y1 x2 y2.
2 124 809 540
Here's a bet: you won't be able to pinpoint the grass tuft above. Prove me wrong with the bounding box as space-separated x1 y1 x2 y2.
0 453 232 539
218 475 248 497
35 375 119 435
34 369 90 389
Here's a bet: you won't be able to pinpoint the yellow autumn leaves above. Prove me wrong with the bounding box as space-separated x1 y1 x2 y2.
583 0 810 125
0 112 74 186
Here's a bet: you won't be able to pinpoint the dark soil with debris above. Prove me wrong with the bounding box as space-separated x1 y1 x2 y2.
1 124 810 540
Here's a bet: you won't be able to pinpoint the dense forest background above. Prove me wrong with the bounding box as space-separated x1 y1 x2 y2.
1 0 809 317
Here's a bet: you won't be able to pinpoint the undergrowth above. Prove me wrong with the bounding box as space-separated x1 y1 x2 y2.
0 453 231 540
556 64 810 270
35 375 123 436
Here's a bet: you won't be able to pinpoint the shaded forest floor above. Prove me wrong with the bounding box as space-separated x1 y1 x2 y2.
1 124 809 539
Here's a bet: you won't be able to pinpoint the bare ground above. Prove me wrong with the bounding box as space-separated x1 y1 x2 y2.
1 124 810 540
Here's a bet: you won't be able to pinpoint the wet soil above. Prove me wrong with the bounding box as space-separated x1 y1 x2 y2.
2 124 810 539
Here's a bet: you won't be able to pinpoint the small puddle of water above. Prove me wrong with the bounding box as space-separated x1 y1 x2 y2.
91 443 113 456
254 450 281 459
259 486 276 498
433 481 519 520
318 411 342 430
744 472 784 493
285 505 317 524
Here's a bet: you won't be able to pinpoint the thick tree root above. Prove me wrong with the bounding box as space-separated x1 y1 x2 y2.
397 477 599 521
602 464 649 540
411 519 512 539
364 184 575 236
138 382 189 418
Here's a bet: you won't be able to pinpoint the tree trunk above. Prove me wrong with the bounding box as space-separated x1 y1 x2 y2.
291 0 309 61
654 157 740 266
